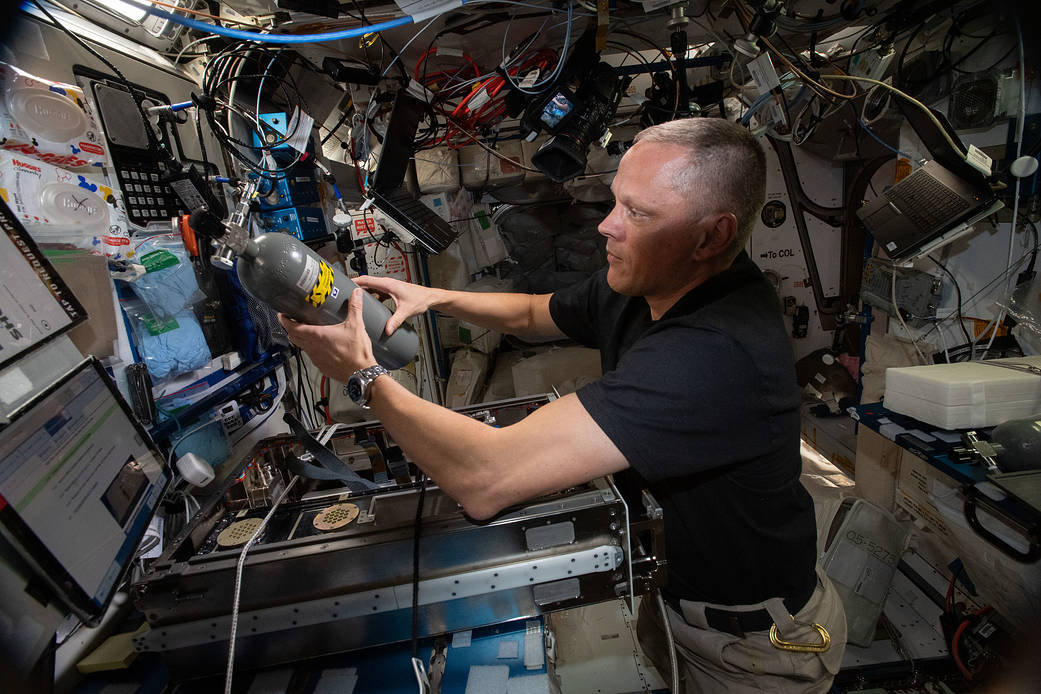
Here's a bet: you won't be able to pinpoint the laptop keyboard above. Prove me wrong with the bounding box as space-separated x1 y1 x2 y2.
385 188 457 251
884 170 972 231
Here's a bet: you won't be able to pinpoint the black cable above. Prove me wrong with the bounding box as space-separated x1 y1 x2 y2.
894 20 928 94
194 107 210 171
292 348 315 430
410 473 428 660
351 0 409 84
200 45 306 179
302 357 320 426
921 240 1041 341
928 254 973 344
951 42 1016 75
321 101 355 146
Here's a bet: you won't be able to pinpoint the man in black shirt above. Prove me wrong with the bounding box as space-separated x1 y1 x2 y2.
280 117 846 692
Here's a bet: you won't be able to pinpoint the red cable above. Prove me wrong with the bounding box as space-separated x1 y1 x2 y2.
320 376 332 424
951 619 974 680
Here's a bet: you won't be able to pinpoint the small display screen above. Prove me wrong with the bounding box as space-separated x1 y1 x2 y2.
0 359 169 623
0 201 86 371
540 92 575 129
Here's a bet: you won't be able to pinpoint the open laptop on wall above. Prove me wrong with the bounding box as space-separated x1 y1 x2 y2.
365 92 458 254
856 159 1000 262
857 101 1002 263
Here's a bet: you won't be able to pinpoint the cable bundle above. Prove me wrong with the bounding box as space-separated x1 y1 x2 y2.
200 43 312 179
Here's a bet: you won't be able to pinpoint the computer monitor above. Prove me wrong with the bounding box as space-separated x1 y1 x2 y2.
0 200 87 372
0 358 170 626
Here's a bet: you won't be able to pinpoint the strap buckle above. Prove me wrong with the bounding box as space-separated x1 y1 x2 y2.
768 622 831 653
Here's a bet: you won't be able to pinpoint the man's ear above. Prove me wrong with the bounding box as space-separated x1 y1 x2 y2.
693 212 738 261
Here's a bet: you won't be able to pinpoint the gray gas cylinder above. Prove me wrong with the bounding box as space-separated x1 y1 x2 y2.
991 414 1041 472
236 233 418 370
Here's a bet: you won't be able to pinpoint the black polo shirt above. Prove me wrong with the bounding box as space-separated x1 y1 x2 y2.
549 252 817 607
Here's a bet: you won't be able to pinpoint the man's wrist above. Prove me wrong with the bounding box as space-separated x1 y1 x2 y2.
347 364 389 408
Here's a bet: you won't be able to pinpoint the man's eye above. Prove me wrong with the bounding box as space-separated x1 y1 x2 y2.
626 207 644 218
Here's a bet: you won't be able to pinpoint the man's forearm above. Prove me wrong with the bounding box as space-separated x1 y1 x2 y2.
364 372 630 521
366 374 513 519
427 289 563 340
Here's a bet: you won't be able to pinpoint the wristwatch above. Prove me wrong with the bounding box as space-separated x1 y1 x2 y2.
347 364 389 408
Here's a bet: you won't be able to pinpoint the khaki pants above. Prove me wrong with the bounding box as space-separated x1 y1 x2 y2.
637 567 846 693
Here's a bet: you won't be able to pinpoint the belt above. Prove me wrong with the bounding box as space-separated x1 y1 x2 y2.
664 579 816 638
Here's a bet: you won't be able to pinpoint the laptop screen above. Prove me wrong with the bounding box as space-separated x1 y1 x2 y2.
371 92 427 193
0 358 170 625
895 100 990 188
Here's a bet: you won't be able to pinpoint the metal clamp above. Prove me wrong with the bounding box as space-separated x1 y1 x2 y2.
769 622 831 653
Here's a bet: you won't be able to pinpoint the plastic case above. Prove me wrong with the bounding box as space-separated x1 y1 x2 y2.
883 356 1041 429
0 151 113 238
0 63 108 169
821 498 909 647
460 141 525 189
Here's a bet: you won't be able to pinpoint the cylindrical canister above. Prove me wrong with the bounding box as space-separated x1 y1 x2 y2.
237 233 418 369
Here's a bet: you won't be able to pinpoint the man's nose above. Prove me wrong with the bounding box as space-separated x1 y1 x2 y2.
598 205 621 238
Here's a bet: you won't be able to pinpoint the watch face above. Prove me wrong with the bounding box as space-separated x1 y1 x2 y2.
347 377 364 404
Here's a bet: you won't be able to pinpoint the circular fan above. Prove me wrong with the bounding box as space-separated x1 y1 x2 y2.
950 73 998 129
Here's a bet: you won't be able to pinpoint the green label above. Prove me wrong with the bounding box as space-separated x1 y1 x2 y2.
143 314 179 336
140 249 178 273
459 325 472 343
474 210 491 230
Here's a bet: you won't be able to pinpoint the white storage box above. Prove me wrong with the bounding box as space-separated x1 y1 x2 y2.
460 142 525 189
883 356 1041 429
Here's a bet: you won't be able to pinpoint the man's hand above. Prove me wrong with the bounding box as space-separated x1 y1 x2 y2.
353 275 435 336
278 288 377 382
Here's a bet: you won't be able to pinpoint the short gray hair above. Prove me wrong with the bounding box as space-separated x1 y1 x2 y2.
634 118 766 261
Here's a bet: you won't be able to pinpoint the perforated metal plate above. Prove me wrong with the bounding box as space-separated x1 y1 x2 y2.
216 518 263 547
313 503 360 531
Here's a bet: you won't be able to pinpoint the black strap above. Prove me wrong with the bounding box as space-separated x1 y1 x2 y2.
667 578 817 638
283 413 376 492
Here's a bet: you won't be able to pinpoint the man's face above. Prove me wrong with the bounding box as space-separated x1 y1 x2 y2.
598 140 707 301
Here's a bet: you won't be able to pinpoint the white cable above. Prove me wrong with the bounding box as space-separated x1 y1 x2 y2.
935 319 951 364
171 34 222 63
255 52 281 135
224 474 300 694
499 0 573 96
319 423 345 445
817 74 968 160
231 367 288 446
166 417 219 469
381 16 440 80
976 11 1026 361
656 592 680 694
892 265 928 364
412 656 430 694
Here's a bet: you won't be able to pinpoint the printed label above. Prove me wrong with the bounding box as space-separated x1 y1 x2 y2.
296 255 319 291
306 260 335 307
143 314 179 336
168 178 207 210
140 249 178 273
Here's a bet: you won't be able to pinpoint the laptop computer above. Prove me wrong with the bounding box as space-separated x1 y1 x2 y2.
366 92 458 254
856 159 1000 262
857 100 1002 263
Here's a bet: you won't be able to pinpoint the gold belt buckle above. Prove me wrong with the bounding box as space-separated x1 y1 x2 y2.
769 621 831 653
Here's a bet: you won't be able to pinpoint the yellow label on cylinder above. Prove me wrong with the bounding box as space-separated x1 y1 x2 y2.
307 260 334 307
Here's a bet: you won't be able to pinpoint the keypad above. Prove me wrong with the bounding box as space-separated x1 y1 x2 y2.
115 160 185 226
